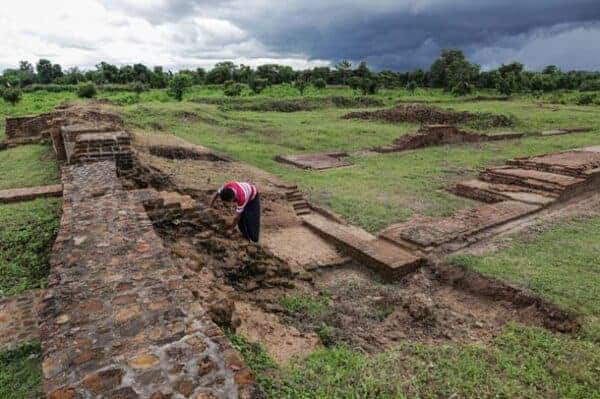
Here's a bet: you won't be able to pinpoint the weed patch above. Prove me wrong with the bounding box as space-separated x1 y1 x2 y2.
0 198 61 297
0 342 42 399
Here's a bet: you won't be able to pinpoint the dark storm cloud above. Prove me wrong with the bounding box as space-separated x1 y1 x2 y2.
103 0 600 70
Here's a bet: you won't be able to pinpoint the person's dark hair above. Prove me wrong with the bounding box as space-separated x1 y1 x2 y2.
219 188 235 202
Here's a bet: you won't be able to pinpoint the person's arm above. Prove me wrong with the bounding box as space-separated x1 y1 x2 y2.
228 212 242 231
209 187 222 208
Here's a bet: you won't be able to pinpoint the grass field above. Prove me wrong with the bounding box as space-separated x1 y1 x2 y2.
1 86 599 398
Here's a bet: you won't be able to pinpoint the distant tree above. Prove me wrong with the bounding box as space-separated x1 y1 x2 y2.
293 76 309 95
195 68 206 84
64 67 84 84
312 78 326 89
97 62 119 83
358 78 379 95
77 82 97 98
496 75 516 96
234 64 253 83
543 65 560 75
2 87 22 105
429 49 479 90
151 66 168 89
335 59 352 85
223 80 243 97
249 77 268 94
347 76 362 90
354 61 371 79
168 74 193 101
406 81 418 94
36 59 54 84
498 62 524 77
451 81 473 96
130 81 146 96
206 61 235 84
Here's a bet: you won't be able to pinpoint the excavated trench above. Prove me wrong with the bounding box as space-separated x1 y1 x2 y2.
117 149 579 363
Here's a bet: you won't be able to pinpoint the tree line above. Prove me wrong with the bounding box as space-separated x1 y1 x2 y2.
2 49 600 102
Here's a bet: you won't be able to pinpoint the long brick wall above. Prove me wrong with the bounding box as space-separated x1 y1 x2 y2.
39 161 262 398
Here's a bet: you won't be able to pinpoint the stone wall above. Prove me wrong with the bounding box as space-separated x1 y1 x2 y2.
39 161 262 398
5 113 58 139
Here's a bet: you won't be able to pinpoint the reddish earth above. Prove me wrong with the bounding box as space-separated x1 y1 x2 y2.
275 152 351 170
343 103 513 128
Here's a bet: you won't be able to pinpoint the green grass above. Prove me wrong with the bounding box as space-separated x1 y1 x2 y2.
280 294 330 318
0 91 77 140
122 97 600 231
0 342 42 399
233 324 600 398
451 216 600 341
0 198 62 297
0 145 59 190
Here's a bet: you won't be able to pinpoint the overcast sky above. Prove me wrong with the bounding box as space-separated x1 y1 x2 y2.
2 0 600 72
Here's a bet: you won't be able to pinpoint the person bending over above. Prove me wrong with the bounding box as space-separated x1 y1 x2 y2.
210 181 260 243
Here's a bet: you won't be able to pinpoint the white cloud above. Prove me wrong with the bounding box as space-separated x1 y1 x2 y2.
0 0 328 71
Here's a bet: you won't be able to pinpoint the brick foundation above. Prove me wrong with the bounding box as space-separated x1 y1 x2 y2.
39 161 262 398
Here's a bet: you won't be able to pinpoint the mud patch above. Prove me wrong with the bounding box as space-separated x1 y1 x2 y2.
275 152 351 170
344 103 514 129
278 262 578 352
149 145 230 162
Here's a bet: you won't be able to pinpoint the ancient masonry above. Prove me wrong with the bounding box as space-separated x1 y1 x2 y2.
381 147 600 252
1 108 263 398
274 124 591 170
40 161 260 398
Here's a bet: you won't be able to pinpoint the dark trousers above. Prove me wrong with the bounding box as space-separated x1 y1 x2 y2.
238 194 260 243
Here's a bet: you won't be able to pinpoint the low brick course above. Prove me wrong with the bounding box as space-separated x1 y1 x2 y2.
39 161 262 398
0 290 43 351
0 184 63 204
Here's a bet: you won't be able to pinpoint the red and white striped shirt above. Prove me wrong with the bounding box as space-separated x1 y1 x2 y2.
218 181 258 213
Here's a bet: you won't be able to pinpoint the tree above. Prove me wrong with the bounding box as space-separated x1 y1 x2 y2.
2 87 22 105
293 76 309 95
151 66 168 88
223 80 243 96
77 82 97 98
354 61 371 78
335 60 352 85
429 49 479 90
97 62 119 83
451 81 473 96
130 81 146 96
249 77 268 94
347 76 362 90
36 59 54 84
206 61 235 84
496 75 516 96
358 78 379 95
168 74 193 101
312 78 326 89
406 81 418 94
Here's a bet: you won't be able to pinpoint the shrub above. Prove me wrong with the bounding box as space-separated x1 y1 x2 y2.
130 82 147 95
249 77 268 94
577 93 596 105
451 81 473 96
168 74 193 101
406 81 418 94
223 80 243 97
312 78 327 89
359 78 379 95
347 76 362 90
579 79 600 92
2 87 22 105
293 78 309 95
77 82 97 98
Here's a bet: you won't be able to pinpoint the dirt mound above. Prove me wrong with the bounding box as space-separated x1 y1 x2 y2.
192 96 384 112
344 104 513 129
